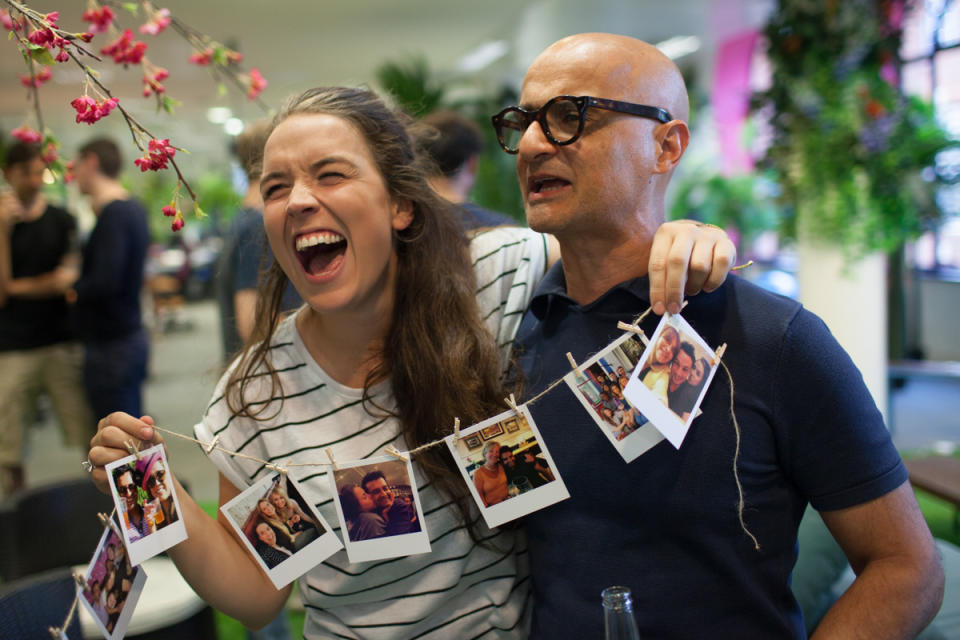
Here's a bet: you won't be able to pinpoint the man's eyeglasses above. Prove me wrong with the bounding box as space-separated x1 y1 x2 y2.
117 483 137 497
492 95 672 154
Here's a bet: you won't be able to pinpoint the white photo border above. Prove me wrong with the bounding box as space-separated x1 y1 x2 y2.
563 332 665 462
445 405 569 529
327 455 431 564
623 313 719 448
220 472 343 589
104 444 188 566
75 523 147 640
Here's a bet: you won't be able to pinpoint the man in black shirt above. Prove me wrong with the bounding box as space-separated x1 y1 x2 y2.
71 138 150 420
0 142 93 495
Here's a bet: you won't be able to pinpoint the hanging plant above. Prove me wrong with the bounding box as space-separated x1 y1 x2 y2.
752 0 956 260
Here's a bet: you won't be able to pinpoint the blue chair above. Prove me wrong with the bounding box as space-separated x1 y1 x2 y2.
0 567 82 639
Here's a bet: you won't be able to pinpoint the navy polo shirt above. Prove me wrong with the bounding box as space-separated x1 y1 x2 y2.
514 262 906 639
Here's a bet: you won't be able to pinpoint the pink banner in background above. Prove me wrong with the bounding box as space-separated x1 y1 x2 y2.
712 30 759 173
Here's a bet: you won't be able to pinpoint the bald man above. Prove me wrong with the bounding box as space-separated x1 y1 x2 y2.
505 34 943 638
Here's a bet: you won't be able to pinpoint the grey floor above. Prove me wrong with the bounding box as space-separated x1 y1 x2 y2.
22 300 960 505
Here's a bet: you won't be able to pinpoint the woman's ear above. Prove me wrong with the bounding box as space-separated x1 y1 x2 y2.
653 120 690 174
391 197 415 231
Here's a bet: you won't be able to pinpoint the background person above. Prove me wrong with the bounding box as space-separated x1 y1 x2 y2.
0 141 93 496
419 109 515 229
253 521 293 569
338 483 386 542
507 32 943 639
71 137 150 420
362 470 420 536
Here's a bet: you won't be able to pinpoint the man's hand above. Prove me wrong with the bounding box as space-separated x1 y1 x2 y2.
0 189 23 230
648 220 736 315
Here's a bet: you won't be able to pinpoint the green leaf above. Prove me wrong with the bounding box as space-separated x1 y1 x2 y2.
29 46 56 66
217 83 227 97
193 203 207 219
122 3 139 15
211 46 228 66
159 95 181 114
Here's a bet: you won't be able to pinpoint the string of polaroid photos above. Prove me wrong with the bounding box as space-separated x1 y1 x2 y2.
48 304 757 638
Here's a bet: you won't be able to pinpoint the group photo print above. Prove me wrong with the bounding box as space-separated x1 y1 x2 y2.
446 407 569 529
564 332 667 463
220 472 342 588
76 523 147 640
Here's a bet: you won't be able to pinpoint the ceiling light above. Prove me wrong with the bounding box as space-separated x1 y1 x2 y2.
655 36 701 60
207 107 232 124
224 118 244 136
456 40 509 73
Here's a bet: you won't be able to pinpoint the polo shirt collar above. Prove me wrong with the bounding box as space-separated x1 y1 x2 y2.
528 260 651 319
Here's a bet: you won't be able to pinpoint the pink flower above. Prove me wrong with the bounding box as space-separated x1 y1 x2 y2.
161 203 177 217
171 212 185 231
44 11 59 27
77 32 94 43
28 27 55 47
142 67 169 96
134 139 177 172
20 67 53 88
247 68 267 100
101 29 148 65
139 8 171 35
71 95 118 125
0 10 16 30
41 142 58 165
188 48 213 66
10 126 42 144
81 7 114 34
63 160 75 183
55 48 69 63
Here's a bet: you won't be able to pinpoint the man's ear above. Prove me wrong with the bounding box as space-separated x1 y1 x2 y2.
653 120 690 174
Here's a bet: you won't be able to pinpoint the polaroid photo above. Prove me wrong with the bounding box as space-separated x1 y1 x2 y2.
564 332 666 462
104 444 187 566
623 313 719 449
328 456 431 563
221 472 342 588
445 406 569 529
76 521 147 640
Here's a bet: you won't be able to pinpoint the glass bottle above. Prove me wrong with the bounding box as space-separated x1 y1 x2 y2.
602 585 640 640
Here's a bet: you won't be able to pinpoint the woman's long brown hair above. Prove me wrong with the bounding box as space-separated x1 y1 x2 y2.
225 87 507 543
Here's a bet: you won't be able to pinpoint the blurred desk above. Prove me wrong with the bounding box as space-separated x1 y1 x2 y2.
904 456 960 533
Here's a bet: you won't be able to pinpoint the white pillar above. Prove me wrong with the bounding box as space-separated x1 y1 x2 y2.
796 241 888 425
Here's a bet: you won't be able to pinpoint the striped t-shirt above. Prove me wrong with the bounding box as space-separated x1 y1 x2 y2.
195 227 549 639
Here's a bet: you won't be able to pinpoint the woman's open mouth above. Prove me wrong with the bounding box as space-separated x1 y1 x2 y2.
295 230 347 277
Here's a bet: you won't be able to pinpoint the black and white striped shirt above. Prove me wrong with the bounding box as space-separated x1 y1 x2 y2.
196 227 549 639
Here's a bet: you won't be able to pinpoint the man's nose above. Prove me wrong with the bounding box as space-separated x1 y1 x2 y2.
516 119 555 159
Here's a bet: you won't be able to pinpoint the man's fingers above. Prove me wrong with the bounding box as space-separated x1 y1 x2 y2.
703 240 736 292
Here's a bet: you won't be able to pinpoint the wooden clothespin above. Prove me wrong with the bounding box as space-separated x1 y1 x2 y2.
73 571 87 590
712 343 727 366
617 321 649 345
265 461 288 476
566 352 578 371
325 447 338 471
203 433 220 455
124 439 141 458
48 627 62 639
504 393 520 414
97 512 112 528
385 445 409 463
452 417 461 442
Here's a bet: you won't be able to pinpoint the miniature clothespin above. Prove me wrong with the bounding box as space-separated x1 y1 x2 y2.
385 445 409 463
325 447 338 471
566 352 578 371
504 393 520 414
265 461 288 476
712 343 727 366
617 321 649 345
203 433 220 455
73 571 87 590
124 439 141 458
452 417 461 442
48 627 62 639
97 512 112 528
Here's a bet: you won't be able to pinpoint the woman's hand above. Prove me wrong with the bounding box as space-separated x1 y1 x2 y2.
648 220 737 315
88 412 163 494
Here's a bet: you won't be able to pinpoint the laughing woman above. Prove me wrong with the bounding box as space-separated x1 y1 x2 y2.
87 87 733 638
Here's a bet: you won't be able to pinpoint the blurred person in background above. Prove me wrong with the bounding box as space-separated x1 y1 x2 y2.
420 109 515 229
0 141 93 495
71 137 150 420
